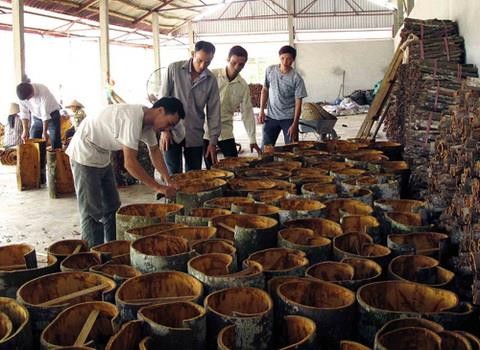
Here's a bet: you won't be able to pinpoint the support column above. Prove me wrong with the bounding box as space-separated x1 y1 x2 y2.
12 0 25 84
99 0 110 98
287 0 295 47
188 21 195 56
152 12 161 71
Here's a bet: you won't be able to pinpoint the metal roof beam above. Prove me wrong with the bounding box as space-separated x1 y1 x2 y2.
76 0 98 13
270 0 287 13
194 9 392 21
262 0 280 15
234 1 247 18
344 0 359 14
158 1 244 12
132 0 177 24
350 0 365 11
43 0 149 24
298 0 318 14
218 2 234 19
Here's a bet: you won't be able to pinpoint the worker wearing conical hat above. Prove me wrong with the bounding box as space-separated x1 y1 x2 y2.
3 103 23 148
66 99 86 130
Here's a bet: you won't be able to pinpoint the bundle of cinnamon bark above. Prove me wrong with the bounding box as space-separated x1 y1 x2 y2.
401 18 465 63
383 18 478 198
427 83 480 277
249 84 262 108
384 60 477 197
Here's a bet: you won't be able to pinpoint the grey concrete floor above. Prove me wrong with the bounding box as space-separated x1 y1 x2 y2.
0 114 371 253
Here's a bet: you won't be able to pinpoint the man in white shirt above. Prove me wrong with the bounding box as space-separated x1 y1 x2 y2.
204 46 261 168
16 82 62 149
66 97 184 247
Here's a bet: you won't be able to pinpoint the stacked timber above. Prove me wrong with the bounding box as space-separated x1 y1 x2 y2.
383 18 478 198
400 18 464 63
249 84 262 108
426 85 480 297
404 63 477 198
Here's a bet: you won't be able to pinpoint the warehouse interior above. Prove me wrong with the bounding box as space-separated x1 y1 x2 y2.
1 0 480 349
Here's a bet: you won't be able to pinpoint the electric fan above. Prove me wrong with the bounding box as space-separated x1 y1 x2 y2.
146 67 167 104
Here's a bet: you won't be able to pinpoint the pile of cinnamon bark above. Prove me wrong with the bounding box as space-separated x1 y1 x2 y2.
383 18 478 198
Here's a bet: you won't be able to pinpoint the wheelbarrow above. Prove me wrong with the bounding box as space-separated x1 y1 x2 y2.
299 118 338 141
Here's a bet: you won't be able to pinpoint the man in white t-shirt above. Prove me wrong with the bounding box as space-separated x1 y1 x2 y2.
66 97 185 247
17 82 62 149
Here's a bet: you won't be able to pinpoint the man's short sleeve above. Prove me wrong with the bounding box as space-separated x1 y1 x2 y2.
264 66 271 88
116 108 144 151
141 129 158 148
295 74 308 99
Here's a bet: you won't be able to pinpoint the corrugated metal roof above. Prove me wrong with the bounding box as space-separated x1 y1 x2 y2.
177 0 393 36
296 13 393 31
1 0 394 45
21 0 393 34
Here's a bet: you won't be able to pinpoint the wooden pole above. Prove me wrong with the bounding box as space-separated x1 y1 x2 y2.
99 0 110 101
151 12 161 98
12 0 25 84
188 21 195 56
152 13 161 72
74 309 100 346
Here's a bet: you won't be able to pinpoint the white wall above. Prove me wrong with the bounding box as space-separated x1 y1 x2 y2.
398 0 480 67
295 39 394 103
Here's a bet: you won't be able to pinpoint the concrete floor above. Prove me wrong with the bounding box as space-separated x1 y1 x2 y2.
0 114 370 253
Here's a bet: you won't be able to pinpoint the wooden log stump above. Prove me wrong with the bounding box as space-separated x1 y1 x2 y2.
47 149 75 198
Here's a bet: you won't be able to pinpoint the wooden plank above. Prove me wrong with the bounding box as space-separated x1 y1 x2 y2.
356 34 418 138
38 283 109 307
125 295 196 304
74 309 100 346
72 245 83 254
217 222 235 233
371 100 391 140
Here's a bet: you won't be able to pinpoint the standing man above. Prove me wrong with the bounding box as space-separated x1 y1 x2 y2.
204 45 261 168
16 82 62 149
66 97 184 247
258 45 307 147
161 41 221 174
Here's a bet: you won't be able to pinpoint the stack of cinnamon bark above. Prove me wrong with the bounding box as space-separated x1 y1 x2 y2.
382 18 478 198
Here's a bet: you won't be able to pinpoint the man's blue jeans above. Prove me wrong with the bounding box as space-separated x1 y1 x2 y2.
30 110 62 149
262 117 294 147
164 139 203 174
